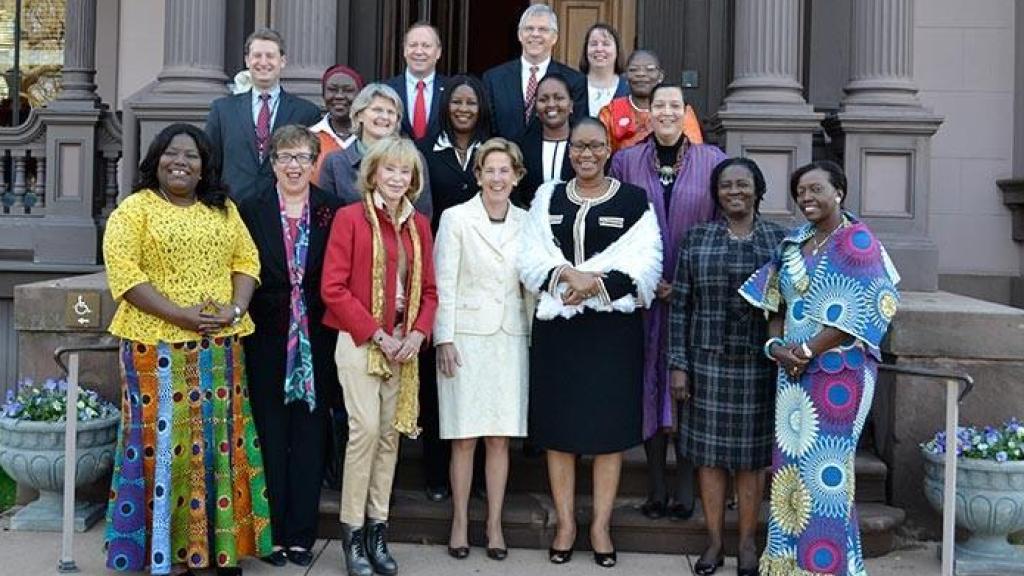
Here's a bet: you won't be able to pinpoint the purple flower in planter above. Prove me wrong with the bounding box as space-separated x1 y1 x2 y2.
996 451 1009 463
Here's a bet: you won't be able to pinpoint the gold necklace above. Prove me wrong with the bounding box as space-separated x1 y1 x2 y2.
811 221 842 255
157 187 195 206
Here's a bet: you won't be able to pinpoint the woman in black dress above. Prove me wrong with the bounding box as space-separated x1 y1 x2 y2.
238 125 343 567
519 118 662 568
668 157 785 575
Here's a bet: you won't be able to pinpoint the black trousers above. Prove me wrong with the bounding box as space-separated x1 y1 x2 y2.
418 346 450 490
648 431 695 507
249 385 328 550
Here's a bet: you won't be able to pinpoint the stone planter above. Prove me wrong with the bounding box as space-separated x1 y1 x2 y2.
0 413 119 531
922 448 1024 575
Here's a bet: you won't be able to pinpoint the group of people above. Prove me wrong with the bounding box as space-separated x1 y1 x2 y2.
101 5 902 576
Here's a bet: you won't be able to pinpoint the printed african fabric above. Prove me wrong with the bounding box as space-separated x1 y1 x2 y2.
739 213 900 576
105 336 272 574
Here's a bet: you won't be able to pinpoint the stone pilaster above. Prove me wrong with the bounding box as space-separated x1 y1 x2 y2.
28 0 103 264
709 0 823 221
121 0 230 198
274 0 337 105
829 0 943 291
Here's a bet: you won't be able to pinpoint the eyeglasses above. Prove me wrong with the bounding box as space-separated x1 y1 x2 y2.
569 142 608 154
272 153 314 166
521 25 553 35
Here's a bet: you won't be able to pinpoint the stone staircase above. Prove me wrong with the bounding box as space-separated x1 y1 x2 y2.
317 439 905 557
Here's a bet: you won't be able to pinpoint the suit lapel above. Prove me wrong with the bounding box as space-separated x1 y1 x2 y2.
307 188 330 277
504 63 525 120
428 79 445 134
255 191 288 279
467 197 504 257
236 92 259 165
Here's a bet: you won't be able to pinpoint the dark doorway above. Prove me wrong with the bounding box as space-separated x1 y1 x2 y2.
464 0 530 76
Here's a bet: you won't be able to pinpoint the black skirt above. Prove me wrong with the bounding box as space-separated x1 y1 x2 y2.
529 310 644 455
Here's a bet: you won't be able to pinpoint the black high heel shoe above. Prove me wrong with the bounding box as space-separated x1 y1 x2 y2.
548 547 574 564
593 550 617 568
736 566 758 576
447 545 469 559
486 547 508 560
692 553 724 575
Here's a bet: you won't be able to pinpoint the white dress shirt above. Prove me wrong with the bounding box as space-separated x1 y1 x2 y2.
405 70 436 120
520 57 551 101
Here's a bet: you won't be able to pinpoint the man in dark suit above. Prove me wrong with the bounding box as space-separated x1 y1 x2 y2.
206 28 321 202
482 4 587 143
385 22 447 143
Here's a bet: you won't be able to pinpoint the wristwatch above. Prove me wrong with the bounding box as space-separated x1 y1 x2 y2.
230 304 243 325
799 342 813 359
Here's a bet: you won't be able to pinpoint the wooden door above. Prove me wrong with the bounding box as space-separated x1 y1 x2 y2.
546 0 637 70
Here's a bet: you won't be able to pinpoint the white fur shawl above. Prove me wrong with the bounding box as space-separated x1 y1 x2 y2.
517 180 662 320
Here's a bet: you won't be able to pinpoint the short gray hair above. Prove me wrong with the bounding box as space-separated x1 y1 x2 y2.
349 83 405 136
518 4 558 33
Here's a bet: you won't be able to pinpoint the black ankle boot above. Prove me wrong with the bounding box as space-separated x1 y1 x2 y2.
365 519 398 575
342 523 373 576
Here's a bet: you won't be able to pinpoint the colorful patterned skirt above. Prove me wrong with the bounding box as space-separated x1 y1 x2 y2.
760 344 876 576
105 336 272 574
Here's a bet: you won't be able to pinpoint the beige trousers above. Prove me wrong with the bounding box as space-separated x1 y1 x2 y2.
335 332 401 526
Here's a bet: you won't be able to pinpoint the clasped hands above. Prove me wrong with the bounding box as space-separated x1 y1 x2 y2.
771 342 812 380
559 268 602 306
177 296 237 334
373 327 425 364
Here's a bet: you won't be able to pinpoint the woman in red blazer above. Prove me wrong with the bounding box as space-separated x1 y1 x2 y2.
321 136 438 576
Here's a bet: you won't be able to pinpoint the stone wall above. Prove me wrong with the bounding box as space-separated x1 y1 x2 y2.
916 0 1021 278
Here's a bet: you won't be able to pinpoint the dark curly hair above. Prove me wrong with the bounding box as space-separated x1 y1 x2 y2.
437 75 492 145
789 160 847 206
132 123 228 210
710 157 767 215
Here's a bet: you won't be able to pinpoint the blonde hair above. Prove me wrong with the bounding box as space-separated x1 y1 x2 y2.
350 83 404 136
474 137 527 182
358 137 424 202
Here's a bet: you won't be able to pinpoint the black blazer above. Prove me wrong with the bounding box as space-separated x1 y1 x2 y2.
385 72 449 143
205 89 321 203
514 124 575 209
482 59 587 142
418 138 481 231
238 185 343 409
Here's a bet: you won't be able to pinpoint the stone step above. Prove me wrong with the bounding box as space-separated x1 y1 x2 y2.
392 439 889 503
316 489 904 558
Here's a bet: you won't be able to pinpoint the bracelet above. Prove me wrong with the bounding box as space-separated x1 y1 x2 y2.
764 337 785 361
800 342 813 359
230 304 243 325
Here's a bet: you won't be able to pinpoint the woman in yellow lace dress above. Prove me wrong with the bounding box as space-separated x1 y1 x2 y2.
103 123 271 576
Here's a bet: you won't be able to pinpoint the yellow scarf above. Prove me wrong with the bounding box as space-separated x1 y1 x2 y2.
363 194 423 438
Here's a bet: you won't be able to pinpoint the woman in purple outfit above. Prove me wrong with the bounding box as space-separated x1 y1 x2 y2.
609 82 726 520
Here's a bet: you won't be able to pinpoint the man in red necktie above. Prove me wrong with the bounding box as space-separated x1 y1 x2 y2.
482 4 588 143
385 22 447 143
205 28 320 202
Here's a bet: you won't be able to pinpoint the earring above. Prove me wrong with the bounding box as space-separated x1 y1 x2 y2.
835 196 841 204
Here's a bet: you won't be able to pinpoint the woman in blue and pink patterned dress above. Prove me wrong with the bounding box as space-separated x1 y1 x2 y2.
739 160 901 576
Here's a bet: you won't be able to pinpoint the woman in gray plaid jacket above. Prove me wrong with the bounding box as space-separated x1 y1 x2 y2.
667 157 786 576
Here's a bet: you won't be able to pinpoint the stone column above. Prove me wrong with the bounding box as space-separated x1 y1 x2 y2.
709 0 823 223
121 0 230 197
274 0 337 105
154 0 229 93
49 0 98 108
843 0 918 107
830 0 943 291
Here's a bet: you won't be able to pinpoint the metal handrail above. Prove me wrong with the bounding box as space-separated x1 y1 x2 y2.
878 362 975 400
52 342 119 574
877 362 973 576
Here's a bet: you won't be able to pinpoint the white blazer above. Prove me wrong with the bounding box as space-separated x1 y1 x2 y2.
433 195 530 344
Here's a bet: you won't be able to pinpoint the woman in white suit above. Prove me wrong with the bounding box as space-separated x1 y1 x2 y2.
434 137 530 561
